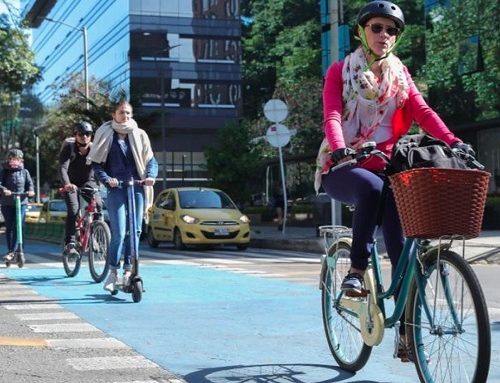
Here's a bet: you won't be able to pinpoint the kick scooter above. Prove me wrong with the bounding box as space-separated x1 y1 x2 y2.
110 178 144 303
5 192 26 268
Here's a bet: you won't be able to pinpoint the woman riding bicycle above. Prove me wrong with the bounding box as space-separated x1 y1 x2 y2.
314 0 474 361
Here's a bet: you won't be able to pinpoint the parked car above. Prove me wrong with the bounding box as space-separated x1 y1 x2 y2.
38 199 67 223
26 202 43 223
146 187 251 250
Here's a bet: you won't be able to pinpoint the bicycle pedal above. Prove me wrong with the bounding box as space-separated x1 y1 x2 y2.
345 289 369 298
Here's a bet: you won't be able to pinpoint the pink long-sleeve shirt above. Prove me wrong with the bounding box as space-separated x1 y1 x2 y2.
323 61 460 172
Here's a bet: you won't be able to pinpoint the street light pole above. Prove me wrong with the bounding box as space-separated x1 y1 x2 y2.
152 44 180 189
33 127 41 203
159 62 167 190
82 26 89 110
45 18 89 110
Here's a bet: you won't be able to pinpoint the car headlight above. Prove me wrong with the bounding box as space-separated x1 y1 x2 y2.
239 214 250 224
181 214 199 224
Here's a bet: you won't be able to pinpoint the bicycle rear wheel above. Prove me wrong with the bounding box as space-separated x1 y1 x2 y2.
321 241 372 371
89 221 111 283
406 249 490 383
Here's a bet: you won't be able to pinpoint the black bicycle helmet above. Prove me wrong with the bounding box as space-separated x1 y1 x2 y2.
74 121 93 135
357 1 405 32
6 148 23 159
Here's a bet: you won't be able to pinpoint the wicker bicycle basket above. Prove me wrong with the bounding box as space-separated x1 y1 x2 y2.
389 168 490 239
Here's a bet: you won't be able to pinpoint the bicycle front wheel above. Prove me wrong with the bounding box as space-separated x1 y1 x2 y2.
321 241 372 371
88 221 111 283
406 249 490 383
62 245 81 277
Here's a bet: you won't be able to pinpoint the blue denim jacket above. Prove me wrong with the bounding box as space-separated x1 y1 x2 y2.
92 133 158 184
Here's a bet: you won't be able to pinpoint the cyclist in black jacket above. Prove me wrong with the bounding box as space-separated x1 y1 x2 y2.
59 121 102 255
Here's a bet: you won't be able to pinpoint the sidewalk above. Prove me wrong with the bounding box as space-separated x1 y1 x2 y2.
250 224 500 263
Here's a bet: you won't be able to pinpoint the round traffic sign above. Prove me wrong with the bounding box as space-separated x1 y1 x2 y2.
264 99 288 123
266 123 291 148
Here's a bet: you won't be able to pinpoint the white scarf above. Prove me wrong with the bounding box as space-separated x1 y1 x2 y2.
87 118 155 212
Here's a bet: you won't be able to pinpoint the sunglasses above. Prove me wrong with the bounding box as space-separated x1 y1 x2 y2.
77 132 91 137
365 23 400 37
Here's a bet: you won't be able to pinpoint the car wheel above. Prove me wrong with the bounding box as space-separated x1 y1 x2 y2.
174 228 186 250
147 227 159 248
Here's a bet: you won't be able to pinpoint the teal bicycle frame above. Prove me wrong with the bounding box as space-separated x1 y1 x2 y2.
369 236 461 335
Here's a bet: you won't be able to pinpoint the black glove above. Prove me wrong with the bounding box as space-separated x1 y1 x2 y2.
452 142 476 157
330 147 356 165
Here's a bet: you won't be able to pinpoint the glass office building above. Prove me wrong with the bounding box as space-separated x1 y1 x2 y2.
21 0 242 186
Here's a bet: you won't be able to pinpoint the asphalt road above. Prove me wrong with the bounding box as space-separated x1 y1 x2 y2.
0 240 499 382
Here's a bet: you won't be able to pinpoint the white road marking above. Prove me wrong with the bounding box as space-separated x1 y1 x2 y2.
15 312 79 321
66 355 158 371
2 303 63 310
47 337 128 349
29 323 100 333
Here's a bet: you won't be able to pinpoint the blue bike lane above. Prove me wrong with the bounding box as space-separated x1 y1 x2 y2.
4 262 499 383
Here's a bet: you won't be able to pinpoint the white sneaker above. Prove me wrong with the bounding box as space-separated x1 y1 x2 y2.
103 272 118 292
3 252 15 262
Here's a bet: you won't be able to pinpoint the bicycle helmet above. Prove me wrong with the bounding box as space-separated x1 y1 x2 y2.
6 148 23 159
74 121 93 135
357 1 405 32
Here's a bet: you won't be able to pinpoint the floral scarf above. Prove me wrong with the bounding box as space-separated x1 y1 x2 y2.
342 47 408 148
313 48 409 192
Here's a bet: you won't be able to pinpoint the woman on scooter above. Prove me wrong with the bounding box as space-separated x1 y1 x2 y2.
0 149 35 261
88 100 158 292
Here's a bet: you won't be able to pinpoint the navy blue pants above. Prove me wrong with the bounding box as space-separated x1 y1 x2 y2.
322 165 404 271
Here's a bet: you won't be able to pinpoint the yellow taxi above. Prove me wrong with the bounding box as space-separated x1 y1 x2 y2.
26 202 43 223
38 199 67 223
146 187 251 250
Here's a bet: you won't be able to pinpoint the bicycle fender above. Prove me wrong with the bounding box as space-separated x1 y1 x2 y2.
319 238 353 290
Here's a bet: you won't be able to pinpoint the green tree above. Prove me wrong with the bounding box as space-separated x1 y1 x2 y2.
204 120 263 204
0 13 40 153
421 0 499 123
241 0 321 119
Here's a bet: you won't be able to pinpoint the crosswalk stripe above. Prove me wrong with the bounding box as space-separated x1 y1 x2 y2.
66 355 158 371
0 294 51 301
2 303 63 310
47 337 128 349
29 323 100 333
112 380 185 383
15 312 79 321
0 290 39 296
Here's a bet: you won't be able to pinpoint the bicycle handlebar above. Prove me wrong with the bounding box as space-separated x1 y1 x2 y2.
329 141 486 173
58 186 100 195
329 142 389 173
451 149 485 170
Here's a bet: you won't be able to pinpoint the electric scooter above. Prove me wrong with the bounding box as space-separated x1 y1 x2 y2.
109 178 144 303
5 192 26 268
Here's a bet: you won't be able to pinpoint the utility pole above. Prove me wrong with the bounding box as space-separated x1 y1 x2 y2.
45 18 89 110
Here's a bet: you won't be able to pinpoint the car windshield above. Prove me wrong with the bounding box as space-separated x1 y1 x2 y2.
28 205 42 212
50 200 67 211
179 190 236 209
